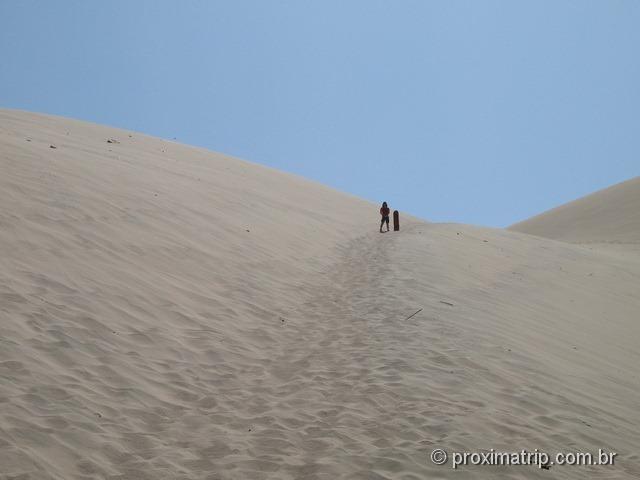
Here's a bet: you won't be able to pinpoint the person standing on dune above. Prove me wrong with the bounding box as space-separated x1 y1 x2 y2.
379 201 390 232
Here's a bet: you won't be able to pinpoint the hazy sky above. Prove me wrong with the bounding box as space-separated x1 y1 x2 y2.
1 1 638 226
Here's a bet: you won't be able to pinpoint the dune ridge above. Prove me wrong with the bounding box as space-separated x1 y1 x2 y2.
1 110 639 479
509 177 640 247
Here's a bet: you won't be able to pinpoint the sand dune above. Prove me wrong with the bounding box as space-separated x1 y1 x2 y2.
509 177 640 248
1 109 639 479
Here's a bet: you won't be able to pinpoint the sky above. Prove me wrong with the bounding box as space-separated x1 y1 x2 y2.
1 0 638 227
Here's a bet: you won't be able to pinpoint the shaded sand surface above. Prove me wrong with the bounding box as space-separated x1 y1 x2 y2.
1 110 639 479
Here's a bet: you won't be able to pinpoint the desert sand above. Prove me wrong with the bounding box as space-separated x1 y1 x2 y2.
1 109 639 479
510 177 640 247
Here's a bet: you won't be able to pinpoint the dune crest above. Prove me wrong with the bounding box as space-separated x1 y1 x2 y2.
510 177 640 248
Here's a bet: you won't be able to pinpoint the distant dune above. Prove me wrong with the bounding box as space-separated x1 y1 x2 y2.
1 110 639 479
510 177 640 246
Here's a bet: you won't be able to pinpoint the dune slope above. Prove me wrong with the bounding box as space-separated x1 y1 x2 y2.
509 177 640 246
1 110 639 479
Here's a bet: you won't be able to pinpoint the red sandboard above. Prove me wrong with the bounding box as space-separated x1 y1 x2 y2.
393 210 399 231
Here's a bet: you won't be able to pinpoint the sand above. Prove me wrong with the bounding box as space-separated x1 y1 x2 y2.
1 109 639 479
510 177 640 246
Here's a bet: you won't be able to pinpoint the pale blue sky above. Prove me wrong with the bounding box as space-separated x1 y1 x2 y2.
1 1 638 226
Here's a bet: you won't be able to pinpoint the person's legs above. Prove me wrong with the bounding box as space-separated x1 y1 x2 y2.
380 218 384 232
385 216 390 231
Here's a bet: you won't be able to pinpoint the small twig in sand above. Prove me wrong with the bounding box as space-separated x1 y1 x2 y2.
439 301 454 306
404 308 423 321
